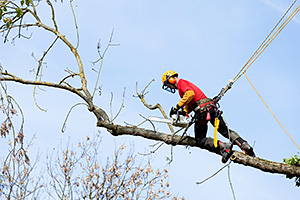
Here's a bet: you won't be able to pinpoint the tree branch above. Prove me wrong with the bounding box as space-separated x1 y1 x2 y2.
230 151 300 177
0 76 90 107
97 120 300 178
135 80 174 133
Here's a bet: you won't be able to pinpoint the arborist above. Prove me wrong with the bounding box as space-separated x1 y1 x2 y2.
162 70 255 162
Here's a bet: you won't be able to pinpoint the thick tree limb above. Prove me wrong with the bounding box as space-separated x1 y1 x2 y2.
2 70 300 180
230 151 300 177
1 0 299 187
97 120 300 178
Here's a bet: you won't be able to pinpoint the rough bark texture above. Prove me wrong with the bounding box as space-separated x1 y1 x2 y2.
1 1 299 194
97 120 300 178
2 74 299 179
230 151 300 177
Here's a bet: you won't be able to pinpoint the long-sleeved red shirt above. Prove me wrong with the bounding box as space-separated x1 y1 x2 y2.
177 79 207 113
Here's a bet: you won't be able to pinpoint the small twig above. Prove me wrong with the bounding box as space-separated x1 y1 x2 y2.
91 30 119 99
124 120 147 127
36 36 59 77
59 73 80 85
33 36 59 112
139 114 156 132
166 146 174 164
65 68 76 75
141 79 155 95
222 116 236 199
196 161 232 185
111 88 126 122
46 0 58 31
61 103 88 133
149 142 162 148
110 92 114 121
138 143 164 156
228 163 236 200
69 0 79 49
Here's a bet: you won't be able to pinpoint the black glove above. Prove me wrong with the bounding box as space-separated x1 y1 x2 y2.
169 104 180 117
178 110 187 117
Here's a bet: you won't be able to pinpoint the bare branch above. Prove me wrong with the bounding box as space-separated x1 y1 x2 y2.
69 0 79 49
59 73 80 85
61 103 88 133
91 30 120 99
110 88 126 122
0 74 91 108
46 0 58 31
136 80 174 134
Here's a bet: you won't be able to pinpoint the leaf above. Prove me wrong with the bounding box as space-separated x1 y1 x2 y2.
25 0 31 6
4 17 12 28
15 8 23 18
21 0 24 6
0 9 2 21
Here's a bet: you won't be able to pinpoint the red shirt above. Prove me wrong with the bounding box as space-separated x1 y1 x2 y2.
177 79 207 108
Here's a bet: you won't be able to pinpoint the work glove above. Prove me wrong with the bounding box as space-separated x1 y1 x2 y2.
169 104 180 117
178 110 187 117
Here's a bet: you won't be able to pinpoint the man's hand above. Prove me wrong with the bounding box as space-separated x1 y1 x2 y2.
169 104 180 117
178 110 187 117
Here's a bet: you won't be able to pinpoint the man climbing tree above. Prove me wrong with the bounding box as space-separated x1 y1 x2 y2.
162 70 255 162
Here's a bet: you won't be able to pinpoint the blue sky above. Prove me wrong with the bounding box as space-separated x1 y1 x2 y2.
1 0 300 199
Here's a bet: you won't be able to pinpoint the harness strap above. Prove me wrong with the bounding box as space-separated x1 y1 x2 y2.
193 98 216 113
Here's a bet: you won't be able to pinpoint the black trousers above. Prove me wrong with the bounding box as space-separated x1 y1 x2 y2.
194 107 240 154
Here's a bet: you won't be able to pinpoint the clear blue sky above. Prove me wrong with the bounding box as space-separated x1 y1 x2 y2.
1 0 300 199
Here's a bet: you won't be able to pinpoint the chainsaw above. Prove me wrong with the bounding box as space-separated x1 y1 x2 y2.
148 114 190 127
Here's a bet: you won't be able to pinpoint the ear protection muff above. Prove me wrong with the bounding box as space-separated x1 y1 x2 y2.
168 77 176 84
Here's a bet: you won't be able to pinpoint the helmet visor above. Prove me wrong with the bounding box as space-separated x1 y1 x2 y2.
162 82 176 93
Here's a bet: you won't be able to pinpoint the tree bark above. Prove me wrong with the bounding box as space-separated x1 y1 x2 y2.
1 75 299 179
97 120 300 178
230 151 300 177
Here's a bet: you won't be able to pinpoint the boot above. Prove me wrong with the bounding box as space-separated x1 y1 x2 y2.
235 137 255 157
219 141 233 163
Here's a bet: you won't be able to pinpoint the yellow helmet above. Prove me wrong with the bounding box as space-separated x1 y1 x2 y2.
162 70 178 93
162 70 178 83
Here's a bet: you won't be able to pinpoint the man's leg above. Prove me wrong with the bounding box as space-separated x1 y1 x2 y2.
194 120 233 162
209 111 255 156
195 120 222 155
194 120 215 152
210 115 240 143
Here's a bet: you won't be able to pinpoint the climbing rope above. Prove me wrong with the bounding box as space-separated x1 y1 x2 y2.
233 2 300 83
213 1 300 150
218 1 299 98
244 73 300 151
232 0 298 83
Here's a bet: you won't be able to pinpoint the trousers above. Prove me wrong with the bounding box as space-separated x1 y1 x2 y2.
194 107 240 154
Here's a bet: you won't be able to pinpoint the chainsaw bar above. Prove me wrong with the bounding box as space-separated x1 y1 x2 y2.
147 115 189 127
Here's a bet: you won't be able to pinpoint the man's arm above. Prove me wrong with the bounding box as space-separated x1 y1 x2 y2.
172 90 195 114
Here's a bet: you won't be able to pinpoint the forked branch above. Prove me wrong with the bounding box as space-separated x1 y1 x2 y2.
135 80 174 133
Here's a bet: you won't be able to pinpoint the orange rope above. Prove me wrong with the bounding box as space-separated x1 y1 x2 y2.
244 73 300 151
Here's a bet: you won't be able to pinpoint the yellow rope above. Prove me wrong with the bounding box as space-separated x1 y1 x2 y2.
232 0 298 83
233 4 300 83
244 73 300 151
